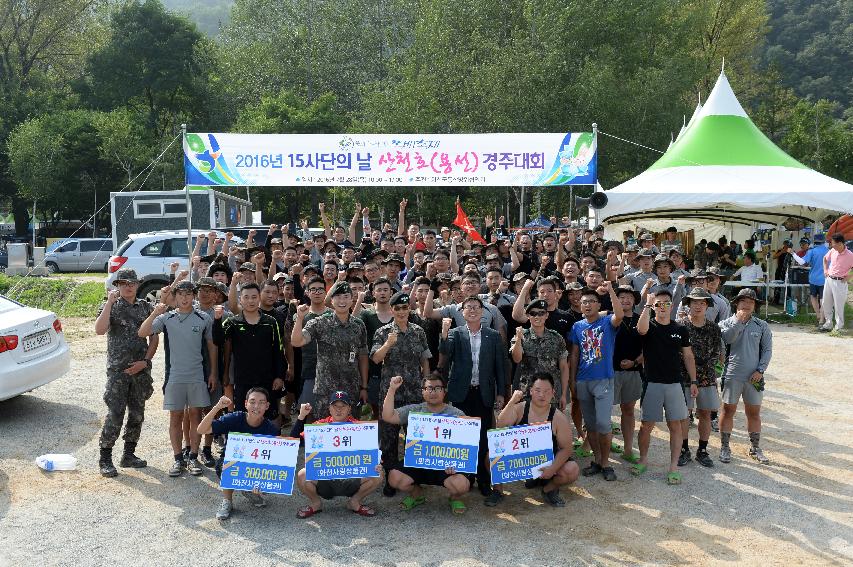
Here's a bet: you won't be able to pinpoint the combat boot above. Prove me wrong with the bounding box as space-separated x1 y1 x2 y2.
119 442 147 468
99 448 118 478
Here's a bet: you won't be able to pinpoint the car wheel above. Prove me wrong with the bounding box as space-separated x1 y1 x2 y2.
138 282 166 303
46 262 59 273
103 263 109 272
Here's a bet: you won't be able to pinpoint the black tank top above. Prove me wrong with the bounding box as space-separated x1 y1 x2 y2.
521 401 559 455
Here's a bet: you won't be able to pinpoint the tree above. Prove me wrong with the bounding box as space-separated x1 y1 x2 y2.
781 99 852 182
92 108 157 183
80 0 213 139
7 110 121 232
0 0 102 234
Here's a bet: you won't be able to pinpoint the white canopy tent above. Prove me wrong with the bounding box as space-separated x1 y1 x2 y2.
599 69 853 242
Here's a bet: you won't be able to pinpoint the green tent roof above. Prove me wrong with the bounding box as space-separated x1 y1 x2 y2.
649 71 808 170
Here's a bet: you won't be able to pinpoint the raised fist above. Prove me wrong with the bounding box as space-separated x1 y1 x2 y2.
510 389 525 404
389 375 403 390
169 261 180 273
153 302 169 315
296 304 310 317
441 317 452 336
217 395 232 409
213 305 225 320
106 289 120 304
386 329 398 347
298 403 313 420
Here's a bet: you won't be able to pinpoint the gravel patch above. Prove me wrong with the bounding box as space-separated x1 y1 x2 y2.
1 321 851 566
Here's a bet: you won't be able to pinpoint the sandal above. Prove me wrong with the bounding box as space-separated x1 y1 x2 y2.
610 442 623 454
449 499 467 515
573 438 583 449
351 504 376 517
621 452 640 464
611 422 621 435
630 463 647 476
296 505 322 519
574 447 594 458
667 472 682 485
400 495 426 511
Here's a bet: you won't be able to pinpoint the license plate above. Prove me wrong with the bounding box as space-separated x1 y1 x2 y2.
23 330 52 352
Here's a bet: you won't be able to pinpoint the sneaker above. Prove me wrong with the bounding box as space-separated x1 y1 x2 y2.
216 499 232 520
181 446 190 461
678 448 692 467
483 491 504 507
695 451 714 468
601 467 617 481
382 481 397 497
749 446 770 464
169 459 186 477
582 462 603 477
200 449 216 468
240 491 267 507
524 478 544 489
711 418 720 433
542 488 565 507
187 458 204 476
719 445 732 464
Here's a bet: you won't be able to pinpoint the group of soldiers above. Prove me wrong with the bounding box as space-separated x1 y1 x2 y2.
95 209 779 519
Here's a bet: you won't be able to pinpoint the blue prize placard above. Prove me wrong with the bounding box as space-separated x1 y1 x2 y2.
219 434 300 495
488 423 555 484
304 422 380 481
403 413 481 474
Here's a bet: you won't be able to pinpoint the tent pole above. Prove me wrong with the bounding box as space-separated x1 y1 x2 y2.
182 123 193 282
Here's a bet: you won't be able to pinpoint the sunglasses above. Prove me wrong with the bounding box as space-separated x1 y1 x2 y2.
422 386 445 392
654 301 673 308
392 305 409 311
307 287 325 293
528 310 547 317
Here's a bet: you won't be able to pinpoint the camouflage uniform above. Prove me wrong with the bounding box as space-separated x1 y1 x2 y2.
303 312 368 419
371 321 431 467
509 328 568 400
681 319 722 388
99 297 155 449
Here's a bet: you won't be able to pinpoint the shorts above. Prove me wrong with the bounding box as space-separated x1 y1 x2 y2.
722 379 763 406
809 284 824 297
316 478 361 500
234 383 280 420
576 378 614 434
395 464 454 487
163 381 211 411
641 382 688 423
208 381 223 408
685 384 721 411
613 370 642 404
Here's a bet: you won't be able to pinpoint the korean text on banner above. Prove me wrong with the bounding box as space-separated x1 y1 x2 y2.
304 421 380 481
487 423 555 484
184 132 597 187
219 434 300 495
403 413 481 473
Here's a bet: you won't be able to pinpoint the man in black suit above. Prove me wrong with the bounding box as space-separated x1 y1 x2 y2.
439 295 507 503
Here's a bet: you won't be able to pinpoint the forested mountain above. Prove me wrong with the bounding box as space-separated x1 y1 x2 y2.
764 0 851 110
162 0 233 36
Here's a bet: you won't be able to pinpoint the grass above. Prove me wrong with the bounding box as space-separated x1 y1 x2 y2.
0 274 105 317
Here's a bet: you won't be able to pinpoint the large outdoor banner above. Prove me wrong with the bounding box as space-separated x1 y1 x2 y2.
184 132 597 187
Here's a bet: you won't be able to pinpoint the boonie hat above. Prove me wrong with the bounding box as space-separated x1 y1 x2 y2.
681 287 714 307
113 268 140 285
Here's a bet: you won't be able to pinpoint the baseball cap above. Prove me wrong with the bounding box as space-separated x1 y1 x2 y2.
328 391 352 406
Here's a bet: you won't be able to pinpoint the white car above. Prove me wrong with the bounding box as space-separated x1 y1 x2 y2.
105 230 243 301
0 294 71 401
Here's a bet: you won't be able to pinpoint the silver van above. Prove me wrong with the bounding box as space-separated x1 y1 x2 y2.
45 238 114 273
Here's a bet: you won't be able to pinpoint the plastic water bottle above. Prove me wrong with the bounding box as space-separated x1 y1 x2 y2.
35 454 77 471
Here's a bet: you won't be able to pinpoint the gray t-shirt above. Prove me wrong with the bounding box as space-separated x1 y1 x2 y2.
397 402 463 425
151 309 213 384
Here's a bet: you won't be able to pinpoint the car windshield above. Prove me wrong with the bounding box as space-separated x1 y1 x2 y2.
47 240 71 253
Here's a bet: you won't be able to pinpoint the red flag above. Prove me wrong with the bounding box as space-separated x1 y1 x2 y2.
453 202 486 244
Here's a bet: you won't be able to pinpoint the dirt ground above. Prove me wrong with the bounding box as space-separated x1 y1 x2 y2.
0 317 852 567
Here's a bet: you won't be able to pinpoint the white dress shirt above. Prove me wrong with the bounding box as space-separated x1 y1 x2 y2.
468 327 482 386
